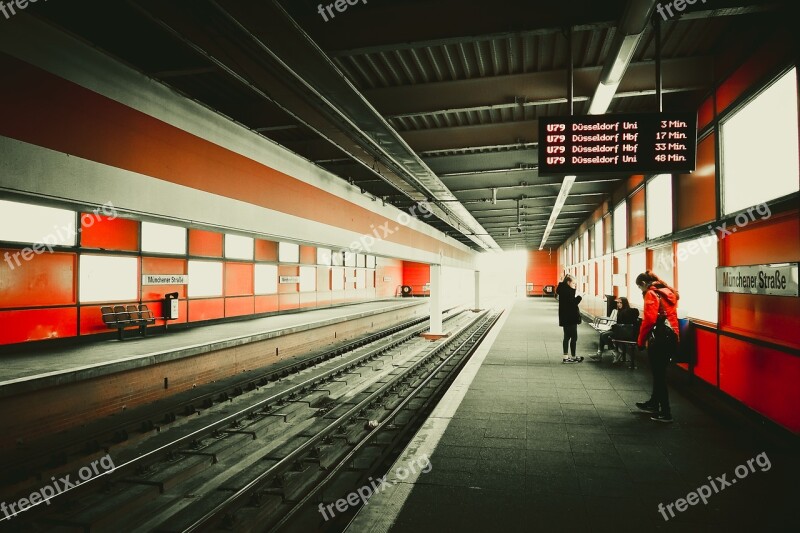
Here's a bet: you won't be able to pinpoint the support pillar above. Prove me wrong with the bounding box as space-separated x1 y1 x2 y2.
422 264 447 339
473 270 481 311
429 264 443 334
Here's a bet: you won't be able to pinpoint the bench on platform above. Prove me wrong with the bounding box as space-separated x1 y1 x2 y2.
587 313 617 361
610 318 643 369
101 305 156 341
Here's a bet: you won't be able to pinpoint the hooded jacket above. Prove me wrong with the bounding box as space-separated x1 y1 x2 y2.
556 281 582 326
637 283 680 347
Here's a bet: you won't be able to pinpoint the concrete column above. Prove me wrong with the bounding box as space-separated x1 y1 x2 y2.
474 270 481 310
429 264 443 335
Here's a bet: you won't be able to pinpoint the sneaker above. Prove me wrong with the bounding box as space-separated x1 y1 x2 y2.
575 356 584 362
635 401 658 413
651 414 673 423
562 357 578 364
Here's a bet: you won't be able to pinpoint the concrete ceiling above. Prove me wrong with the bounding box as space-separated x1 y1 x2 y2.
32 0 789 250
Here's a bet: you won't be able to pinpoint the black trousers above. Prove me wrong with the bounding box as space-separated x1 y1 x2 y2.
648 342 671 415
562 324 578 356
598 331 614 351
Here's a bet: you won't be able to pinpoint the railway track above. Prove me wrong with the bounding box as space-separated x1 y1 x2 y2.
3 309 501 532
1 307 460 493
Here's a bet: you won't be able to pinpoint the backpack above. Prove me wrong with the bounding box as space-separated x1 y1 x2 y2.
649 292 680 359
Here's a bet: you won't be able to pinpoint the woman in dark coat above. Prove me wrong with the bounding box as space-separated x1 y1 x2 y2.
610 297 639 365
556 274 583 363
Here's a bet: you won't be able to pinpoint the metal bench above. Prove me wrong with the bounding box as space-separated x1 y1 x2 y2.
101 304 156 340
587 314 616 361
609 319 642 370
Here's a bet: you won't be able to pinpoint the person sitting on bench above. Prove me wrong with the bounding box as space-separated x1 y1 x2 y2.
597 302 619 354
609 298 639 365
590 304 619 359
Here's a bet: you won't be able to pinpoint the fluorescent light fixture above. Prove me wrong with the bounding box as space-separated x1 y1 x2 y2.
539 175 576 250
607 34 640 83
588 82 616 115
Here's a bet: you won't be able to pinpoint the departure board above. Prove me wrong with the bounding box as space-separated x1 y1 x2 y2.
538 112 697 174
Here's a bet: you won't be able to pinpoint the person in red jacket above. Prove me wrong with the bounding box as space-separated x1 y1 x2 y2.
634 271 680 423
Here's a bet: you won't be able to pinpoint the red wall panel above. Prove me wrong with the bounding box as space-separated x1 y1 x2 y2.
188 298 225 322
677 134 717 230
402 262 429 289
693 328 718 386
300 245 316 265
721 294 800 350
225 296 254 317
628 188 646 246
627 174 645 194
225 262 254 297
719 212 800 349
697 96 714 131
0 250 76 308
254 294 279 314
255 239 278 262
0 307 77 344
719 336 800 433
526 251 558 292
720 211 799 266
80 215 138 251
189 229 223 257
141 257 187 301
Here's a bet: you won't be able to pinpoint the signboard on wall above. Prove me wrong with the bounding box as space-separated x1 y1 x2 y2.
142 274 188 285
279 276 300 284
716 263 799 297
538 112 697 174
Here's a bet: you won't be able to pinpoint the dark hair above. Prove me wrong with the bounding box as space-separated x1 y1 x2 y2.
617 297 631 310
635 270 679 299
634 271 659 287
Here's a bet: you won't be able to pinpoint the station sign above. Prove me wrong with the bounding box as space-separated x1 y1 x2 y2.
142 274 188 285
716 263 799 297
279 275 301 284
538 112 697 174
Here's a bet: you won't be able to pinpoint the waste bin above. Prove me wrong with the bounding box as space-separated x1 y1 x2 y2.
605 294 616 317
676 318 695 364
163 292 179 320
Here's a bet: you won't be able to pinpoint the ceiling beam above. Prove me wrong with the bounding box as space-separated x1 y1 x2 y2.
363 57 712 116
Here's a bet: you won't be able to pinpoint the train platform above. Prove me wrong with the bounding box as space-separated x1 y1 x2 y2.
0 299 429 451
348 298 800 532
0 299 426 397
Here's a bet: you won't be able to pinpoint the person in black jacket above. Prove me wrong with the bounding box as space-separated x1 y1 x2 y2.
611 297 639 365
556 275 583 363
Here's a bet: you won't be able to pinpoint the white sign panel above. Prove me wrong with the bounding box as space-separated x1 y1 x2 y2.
716 263 799 297
279 275 301 284
142 274 188 285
